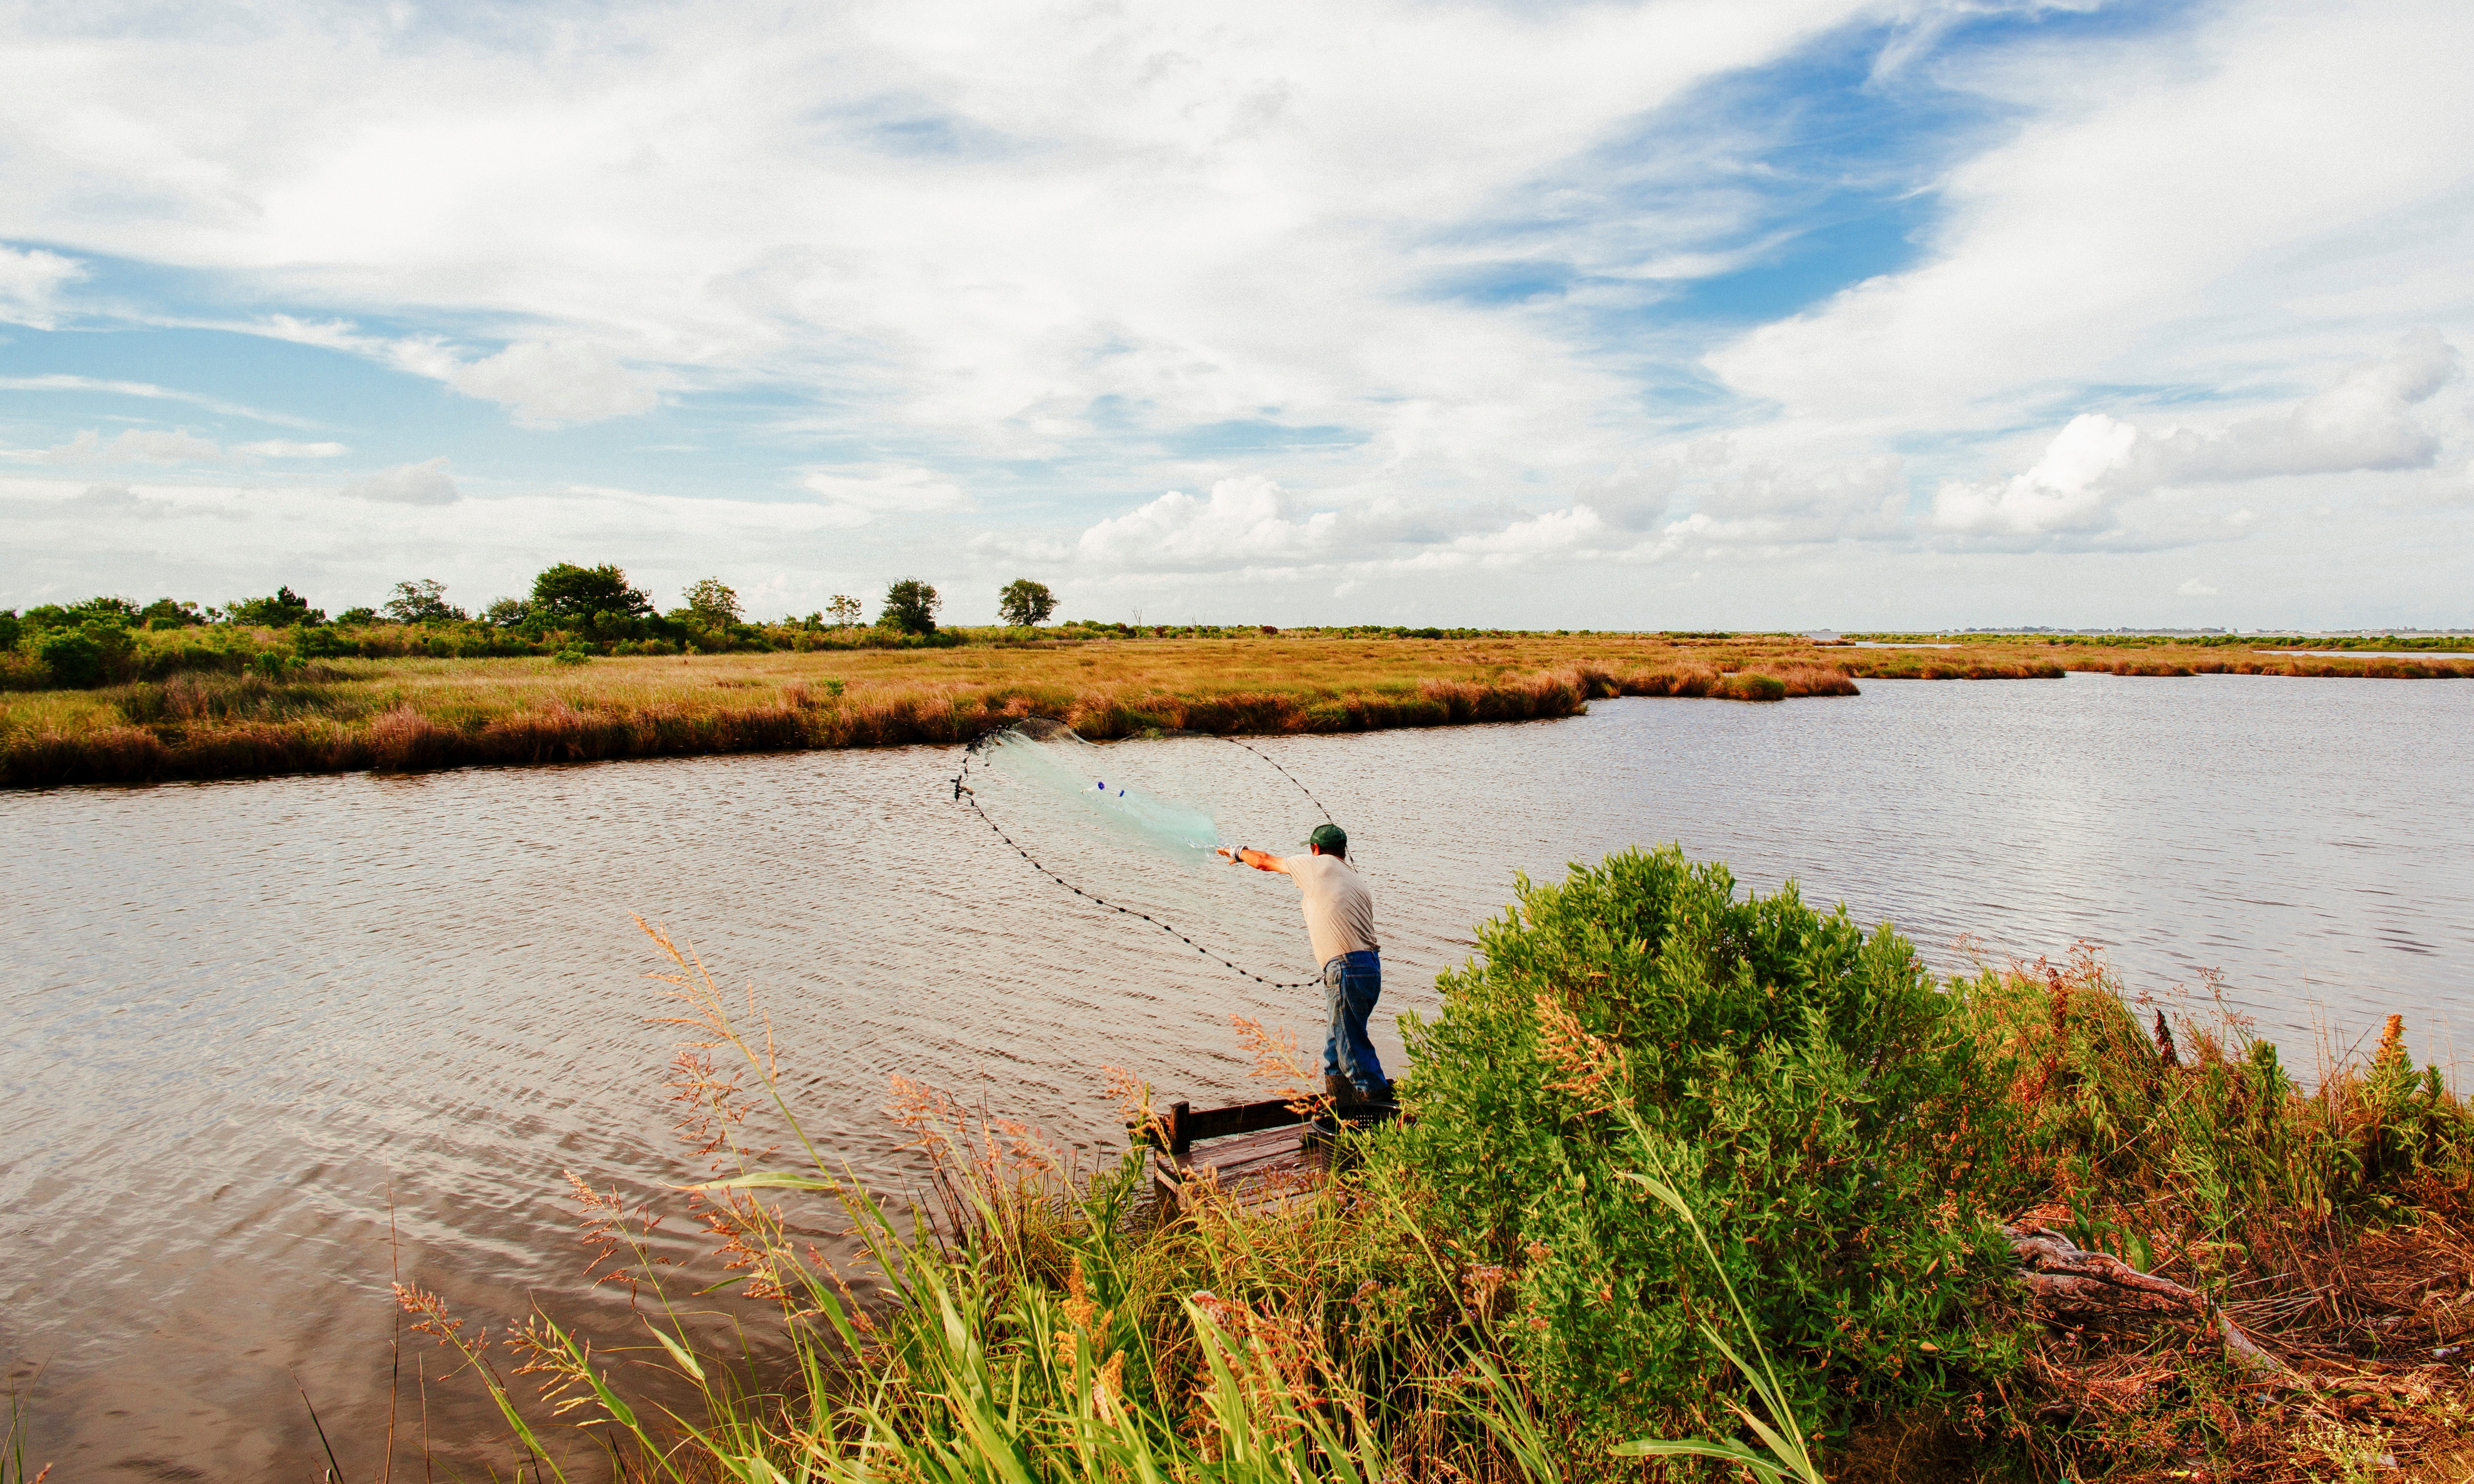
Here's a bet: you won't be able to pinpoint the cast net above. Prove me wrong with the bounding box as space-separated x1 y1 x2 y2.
953 719 1341 988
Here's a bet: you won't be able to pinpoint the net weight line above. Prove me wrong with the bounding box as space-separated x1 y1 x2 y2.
951 719 1327 990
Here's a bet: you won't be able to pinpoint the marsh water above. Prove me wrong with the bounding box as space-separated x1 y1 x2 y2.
6 673 2473 1479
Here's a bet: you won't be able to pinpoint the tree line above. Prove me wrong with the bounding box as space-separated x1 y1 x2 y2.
5 569 1061 638
0 569 1067 687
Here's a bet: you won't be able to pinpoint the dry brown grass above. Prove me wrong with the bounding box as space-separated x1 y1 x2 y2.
0 634 1860 787
3 630 2462 787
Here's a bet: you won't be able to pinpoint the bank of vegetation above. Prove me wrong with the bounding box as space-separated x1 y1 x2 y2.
378 847 2472 1484
5 566 2469 787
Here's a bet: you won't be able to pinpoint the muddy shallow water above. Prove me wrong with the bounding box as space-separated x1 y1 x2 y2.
4 674 2469 1479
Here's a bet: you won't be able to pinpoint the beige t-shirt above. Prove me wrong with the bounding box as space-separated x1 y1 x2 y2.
1288 852 1378 966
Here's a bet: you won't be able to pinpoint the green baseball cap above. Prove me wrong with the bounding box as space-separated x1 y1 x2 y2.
1307 823 1347 851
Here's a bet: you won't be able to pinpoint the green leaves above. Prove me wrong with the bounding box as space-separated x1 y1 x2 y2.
1382 845 2017 1447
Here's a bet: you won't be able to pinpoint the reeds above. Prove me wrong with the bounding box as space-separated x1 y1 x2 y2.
383 881 2474 1484
0 640 1867 787
1949 947 2474 1480
10 628 2461 787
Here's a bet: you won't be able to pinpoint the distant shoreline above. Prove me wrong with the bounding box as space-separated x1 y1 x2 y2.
4 632 2466 789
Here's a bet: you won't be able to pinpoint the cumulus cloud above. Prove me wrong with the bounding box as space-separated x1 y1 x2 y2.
2135 329 2459 483
1078 478 1337 568
1930 413 2139 537
255 319 660 428
431 340 660 428
2178 578 2219 596
800 464 970 525
340 458 460 505
0 244 82 328
1930 332 2461 538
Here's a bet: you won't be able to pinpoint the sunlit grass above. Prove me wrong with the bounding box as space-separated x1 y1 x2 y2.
4 629 2465 787
359 856 2474 1484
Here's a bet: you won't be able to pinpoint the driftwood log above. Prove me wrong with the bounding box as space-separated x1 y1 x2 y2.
2004 1223 2289 1378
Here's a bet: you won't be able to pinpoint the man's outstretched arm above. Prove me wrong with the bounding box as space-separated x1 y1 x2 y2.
1216 845 1292 874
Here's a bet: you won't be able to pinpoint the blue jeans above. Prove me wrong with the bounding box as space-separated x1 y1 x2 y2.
1322 951 1386 1096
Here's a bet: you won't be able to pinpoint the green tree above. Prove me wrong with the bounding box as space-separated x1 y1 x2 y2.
383 578 467 624
879 578 940 634
480 597 532 627
530 563 653 623
826 594 863 629
680 577 742 627
139 598 204 629
227 586 324 626
24 597 141 629
997 578 1057 627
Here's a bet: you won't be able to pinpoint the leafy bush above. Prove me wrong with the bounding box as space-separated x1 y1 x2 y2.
1382 845 2020 1447
226 586 324 627
552 646 591 666
35 623 138 688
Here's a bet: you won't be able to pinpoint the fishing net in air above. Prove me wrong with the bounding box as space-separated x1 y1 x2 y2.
953 719 1339 988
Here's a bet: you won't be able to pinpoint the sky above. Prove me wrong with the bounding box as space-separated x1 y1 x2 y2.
3 0 2471 630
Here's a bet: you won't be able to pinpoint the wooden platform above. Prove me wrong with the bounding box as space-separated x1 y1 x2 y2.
1133 1095 1395 1220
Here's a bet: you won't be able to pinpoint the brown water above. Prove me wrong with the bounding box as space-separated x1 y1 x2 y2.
5 674 2471 1479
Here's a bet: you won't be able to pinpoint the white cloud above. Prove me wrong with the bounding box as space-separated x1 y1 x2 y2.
0 374 308 425
73 482 175 521
1930 332 2460 539
0 244 83 328
1 0 2472 624
800 464 970 526
252 319 659 428
2178 578 2219 596
340 458 460 506
1706 1 2474 442
234 440 350 459
431 340 660 428
11 428 353 464
1931 413 2139 537
2135 329 2458 483
30 428 227 464
1078 478 1336 568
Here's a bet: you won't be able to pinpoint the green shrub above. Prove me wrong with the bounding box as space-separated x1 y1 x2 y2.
553 647 591 666
1716 671 1788 702
1381 846 2020 1448
227 585 324 627
293 625 353 660
36 623 137 688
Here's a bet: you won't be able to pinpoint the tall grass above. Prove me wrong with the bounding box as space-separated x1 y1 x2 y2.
0 638 1872 787
376 850 2472 1484
8 628 2464 787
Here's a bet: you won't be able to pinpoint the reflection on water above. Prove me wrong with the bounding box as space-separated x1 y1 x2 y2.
3 673 2470 1478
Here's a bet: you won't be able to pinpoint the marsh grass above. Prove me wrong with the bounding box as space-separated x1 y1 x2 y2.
0 635 1864 787
375 848 2473 1484
8 628 2464 787
2 1367 48 1484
